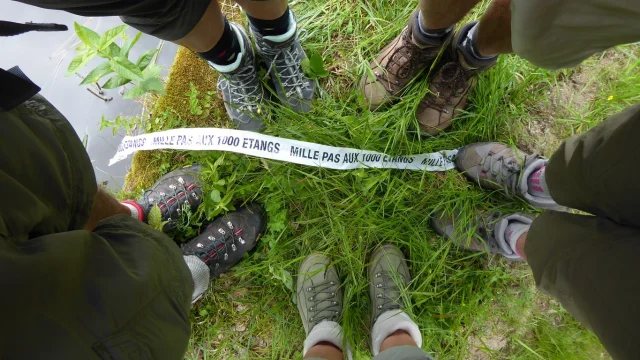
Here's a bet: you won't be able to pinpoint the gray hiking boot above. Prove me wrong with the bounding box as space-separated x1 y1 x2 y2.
252 13 315 113
431 210 533 261
215 23 266 132
368 245 411 324
297 254 343 336
456 142 562 210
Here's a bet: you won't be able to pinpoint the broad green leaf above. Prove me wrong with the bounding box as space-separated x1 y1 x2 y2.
110 56 144 81
99 24 127 50
210 190 222 203
107 43 122 58
80 62 113 85
136 49 158 71
148 205 163 230
120 31 142 58
139 77 166 94
123 84 146 99
66 49 97 76
102 75 131 89
309 53 329 77
143 64 162 79
301 58 312 76
74 22 100 49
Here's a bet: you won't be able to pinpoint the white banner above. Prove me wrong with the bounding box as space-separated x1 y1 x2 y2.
109 127 458 171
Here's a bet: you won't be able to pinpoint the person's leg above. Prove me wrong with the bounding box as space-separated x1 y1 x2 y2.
419 0 480 30
511 0 640 69
525 213 640 359
415 0 512 137
454 103 640 226
431 207 640 359
544 103 640 228
84 188 132 231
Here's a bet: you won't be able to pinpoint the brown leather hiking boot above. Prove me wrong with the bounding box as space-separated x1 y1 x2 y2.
360 10 452 110
416 22 498 136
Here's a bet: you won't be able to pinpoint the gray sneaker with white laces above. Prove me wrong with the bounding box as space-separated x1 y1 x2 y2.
368 245 412 324
251 13 315 113
215 23 267 132
296 254 343 336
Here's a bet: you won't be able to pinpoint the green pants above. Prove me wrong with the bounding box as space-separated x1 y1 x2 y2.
0 92 193 358
528 103 640 360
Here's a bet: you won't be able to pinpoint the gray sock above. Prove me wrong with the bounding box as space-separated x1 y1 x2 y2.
504 221 530 257
183 255 210 303
417 11 453 39
461 23 495 60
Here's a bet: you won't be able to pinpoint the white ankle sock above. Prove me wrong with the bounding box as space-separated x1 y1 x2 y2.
371 310 422 356
504 222 530 258
183 255 210 303
303 320 344 356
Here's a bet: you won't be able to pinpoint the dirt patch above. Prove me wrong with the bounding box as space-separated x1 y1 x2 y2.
466 315 510 359
518 50 627 156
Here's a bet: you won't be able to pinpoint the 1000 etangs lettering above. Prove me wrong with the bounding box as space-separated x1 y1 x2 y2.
149 135 281 154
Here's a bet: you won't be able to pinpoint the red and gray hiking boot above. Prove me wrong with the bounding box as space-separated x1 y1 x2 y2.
123 165 203 232
415 22 497 136
360 10 453 110
456 142 562 210
431 210 533 261
181 203 266 279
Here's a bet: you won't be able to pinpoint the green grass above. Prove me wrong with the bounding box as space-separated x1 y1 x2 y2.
113 0 640 358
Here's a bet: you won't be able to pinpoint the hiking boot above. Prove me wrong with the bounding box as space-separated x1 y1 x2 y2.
431 210 533 261
456 142 562 210
252 13 315 113
215 23 267 132
360 10 453 110
181 203 266 278
368 245 411 324
136 164 203 232
416 22 497 136
297 254 343 335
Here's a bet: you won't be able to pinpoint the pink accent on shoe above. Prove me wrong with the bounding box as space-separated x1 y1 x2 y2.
532 186 544 193
121 200 144 221
530 178 540 184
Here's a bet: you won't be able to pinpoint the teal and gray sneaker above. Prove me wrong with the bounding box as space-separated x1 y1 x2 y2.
215 23 267 132
252 12 315 113
431 209 533 261
368 245 412 324
296 254 343 336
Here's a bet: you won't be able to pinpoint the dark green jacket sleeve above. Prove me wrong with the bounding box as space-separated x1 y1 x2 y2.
0 95 192 359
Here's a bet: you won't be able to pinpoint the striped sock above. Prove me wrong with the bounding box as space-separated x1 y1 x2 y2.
527 166 551 198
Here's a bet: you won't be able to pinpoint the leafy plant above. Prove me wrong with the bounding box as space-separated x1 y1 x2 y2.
99 114 143 136
186 82 215 118
301 51 330 79
99 109 187 136
148 205 167 231
67 22 165 99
